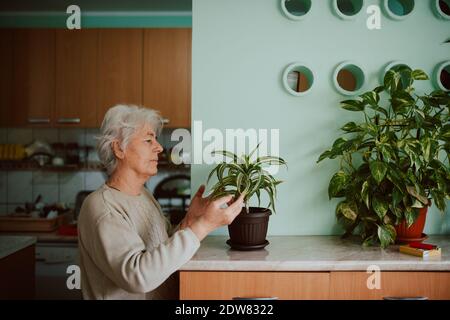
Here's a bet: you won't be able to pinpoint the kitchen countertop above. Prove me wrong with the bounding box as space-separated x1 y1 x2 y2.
0 235 37 259
180 235 450 271
0 230 77 243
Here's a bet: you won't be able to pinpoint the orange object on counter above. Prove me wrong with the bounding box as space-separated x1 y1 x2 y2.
58 224 78 236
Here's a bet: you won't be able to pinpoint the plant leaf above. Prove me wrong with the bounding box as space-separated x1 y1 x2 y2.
404 207 419 228
361 180 370 209
411 69 429 80
328 171 349 199
406 185 429 205
360 91 379 107
373 196 388 219
377 224 396 248
336 201 358 221
341 100 364 112
370 161 388 184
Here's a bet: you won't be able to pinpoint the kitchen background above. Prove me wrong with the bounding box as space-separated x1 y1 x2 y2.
0 128 188 214
0 0 193 299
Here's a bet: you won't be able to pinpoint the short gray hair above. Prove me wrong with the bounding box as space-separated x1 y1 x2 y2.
97 104 163 176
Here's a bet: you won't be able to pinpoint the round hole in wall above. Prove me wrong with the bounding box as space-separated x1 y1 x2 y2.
434 0 450 19
333 0 364 19
281 0 312 20
434 61 450 91
283 63 314 96
333 62 365 96
381 61 412 88
384 0 415 20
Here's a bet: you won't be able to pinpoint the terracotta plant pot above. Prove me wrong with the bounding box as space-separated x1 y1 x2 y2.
227 207 271 250
395 206 428 243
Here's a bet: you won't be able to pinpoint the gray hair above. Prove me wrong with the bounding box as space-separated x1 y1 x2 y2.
97 104 163 176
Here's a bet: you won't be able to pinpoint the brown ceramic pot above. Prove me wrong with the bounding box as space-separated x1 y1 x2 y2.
227 207 271 249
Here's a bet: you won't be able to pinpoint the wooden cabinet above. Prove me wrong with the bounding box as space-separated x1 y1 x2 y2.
55 29 98 127
2 28 191 128
12 29 55 127
330 271 450 300
143 28 191 128
0 29 13 127
0 244 35 299
180 271 450 300
180 271 330 300
97 29 143 123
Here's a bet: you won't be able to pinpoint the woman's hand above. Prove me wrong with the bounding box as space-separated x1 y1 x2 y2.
181 185 210 228
182 187 245 241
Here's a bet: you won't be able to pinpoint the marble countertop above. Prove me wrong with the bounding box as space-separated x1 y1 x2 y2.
180 235 450 271
0 236 37 259
0 230 77 243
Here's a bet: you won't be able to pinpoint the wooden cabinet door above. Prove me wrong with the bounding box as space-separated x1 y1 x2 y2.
180 271 330 300
0 29 13 127
97 29 143 125
55 29 98 128
12 29 55 127
0 245 35 299
330 271 450 300
143 28 191 128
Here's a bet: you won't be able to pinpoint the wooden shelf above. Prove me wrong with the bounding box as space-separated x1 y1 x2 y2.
0 161 190 172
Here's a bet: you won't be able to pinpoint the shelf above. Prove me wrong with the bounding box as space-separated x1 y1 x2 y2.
280 0 312 20
434 0 450 19
333 0 364 20
0 160 190 172
333 61 366 96
283 62 314 96
383 0 415 20
434 61 450 91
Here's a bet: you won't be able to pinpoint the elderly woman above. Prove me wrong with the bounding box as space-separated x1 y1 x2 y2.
78 104 244 300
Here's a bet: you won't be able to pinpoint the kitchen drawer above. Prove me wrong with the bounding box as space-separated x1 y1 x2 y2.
180 271 330 300
330 272 450 300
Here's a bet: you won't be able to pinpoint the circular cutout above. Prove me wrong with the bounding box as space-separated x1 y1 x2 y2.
434 61 450 91
434 0 450 19
381 61 412 88
333 62 366 96
280 0 312 20
383 0 415 20
282 63 314 96
333 0 364 19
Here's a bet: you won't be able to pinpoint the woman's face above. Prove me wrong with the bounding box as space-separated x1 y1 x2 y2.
120 124 163 178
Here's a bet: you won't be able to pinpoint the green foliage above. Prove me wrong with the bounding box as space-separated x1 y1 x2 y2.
318 67 450 248
206 144 287 213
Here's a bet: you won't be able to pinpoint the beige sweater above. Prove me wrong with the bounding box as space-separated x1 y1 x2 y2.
77 183 200 300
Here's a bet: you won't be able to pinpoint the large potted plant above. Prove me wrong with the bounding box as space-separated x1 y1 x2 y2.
317 67 450 248
206 145 287 250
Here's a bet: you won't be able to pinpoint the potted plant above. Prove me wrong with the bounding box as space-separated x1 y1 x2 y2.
206 145 287 250
317 67 450 248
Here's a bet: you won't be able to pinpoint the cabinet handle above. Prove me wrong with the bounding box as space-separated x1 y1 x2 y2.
162 118 169 124
232 297 278 300
58 118 80 124
28 118 50 124
383 296 428 300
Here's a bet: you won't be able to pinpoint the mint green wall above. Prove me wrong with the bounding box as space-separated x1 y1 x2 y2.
0 15 191 28
192 0 450 236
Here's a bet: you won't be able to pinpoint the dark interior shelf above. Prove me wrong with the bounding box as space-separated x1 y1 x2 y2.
0 160 190 172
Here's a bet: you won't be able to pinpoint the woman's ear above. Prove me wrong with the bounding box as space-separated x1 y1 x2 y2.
112 140 125 160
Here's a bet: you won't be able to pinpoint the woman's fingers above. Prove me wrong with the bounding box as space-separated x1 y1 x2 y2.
228 192 245 211
214 195 233 207
193 184 206 199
